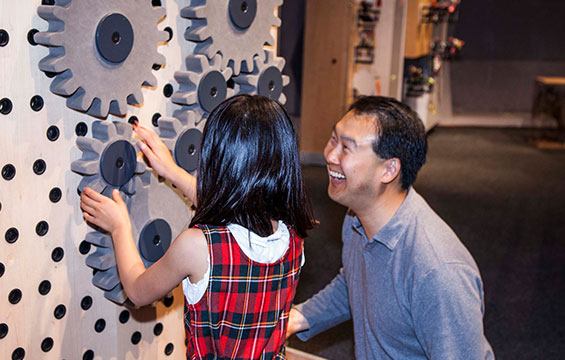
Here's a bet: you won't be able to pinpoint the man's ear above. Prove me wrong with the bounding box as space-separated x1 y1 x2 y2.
381 158 401 184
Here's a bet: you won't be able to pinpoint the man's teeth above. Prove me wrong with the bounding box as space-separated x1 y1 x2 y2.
329 170 345 179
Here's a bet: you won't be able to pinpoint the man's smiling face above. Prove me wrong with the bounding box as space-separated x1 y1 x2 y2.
323 112 386 210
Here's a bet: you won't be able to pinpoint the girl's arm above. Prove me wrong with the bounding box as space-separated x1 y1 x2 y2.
80 187 207 307
134 124 197 205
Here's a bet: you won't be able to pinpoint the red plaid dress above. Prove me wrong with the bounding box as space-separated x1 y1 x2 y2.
184 224 303 360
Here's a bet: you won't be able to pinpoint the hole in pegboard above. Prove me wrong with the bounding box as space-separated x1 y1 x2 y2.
75 122 88 137
36 220 49 236
41 0 55 5
54 304 66 319
51 247 64 262
46 125 60 142
165 343 174 356
27 29 39 46
131 331 142 345
49 187 62 203
152 113 161 127
12 347 25 360
41 337 54 352
5 227 19 244
0 98 13 115
163 83 173 98
0 29 9 47
2 164 16 180
9 289 22 305
153 322 163 336
33 159 47 175
152 63 162 71
79 240 91 255
81 295 93 311
0 262 4 277
30 95 44 111
94 319 106 333
119 310 130 324
83 349 94 360
38 280 51 296
164 27 173 42
0 323 8 339
128 115 138 125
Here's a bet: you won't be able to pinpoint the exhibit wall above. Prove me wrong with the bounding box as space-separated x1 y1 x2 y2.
0 1 286 359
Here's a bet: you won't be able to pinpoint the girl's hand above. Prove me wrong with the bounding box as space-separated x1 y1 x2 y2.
81 187 131 235
133 123 179 180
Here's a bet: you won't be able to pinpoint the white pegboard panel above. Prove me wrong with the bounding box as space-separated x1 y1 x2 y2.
0 1 287 359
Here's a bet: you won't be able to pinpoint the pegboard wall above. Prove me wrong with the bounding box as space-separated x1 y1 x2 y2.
0 1 286 359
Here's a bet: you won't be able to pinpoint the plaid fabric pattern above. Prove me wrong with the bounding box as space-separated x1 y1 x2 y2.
184 224 303 360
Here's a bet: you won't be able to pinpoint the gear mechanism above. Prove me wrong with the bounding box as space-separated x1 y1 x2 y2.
159 111 203 175
181 0 283 75
84 172 192 304
71 121 146 197
234 49 289 104
171 54 234 123
36 0 168 117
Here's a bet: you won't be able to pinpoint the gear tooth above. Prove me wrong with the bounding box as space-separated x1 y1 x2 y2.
93 267 121 291
78 175 105 194
113 121 132 137
86 232 112 248
37 5 66 23
75 136 103 155
34 31 64 47
239 58 255 73
153 6 167 21
185 55 205 73
171 91 197 106
227 88 236 99
180 5 206 19
67 88 95 113
231 59 242 76
103 285 127 304
273 16 282 27
86 246 116 271
142 73 158 88
71 159 99 175
222 66 233 81
38 54 66 73
127 89 144 105
158 117 181 138
108 100 127 116
257 49 267 64
86 98 110 118
154 53 166 67
177 110 196 126
134 161 146 174
92 121 116 141
275 56 286 71
282 74 290 87
185 20 208 41
50 70 77 96
120 178 136 195
278 93 287 105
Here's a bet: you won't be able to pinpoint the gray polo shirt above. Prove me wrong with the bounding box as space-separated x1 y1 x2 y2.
295 188 494 359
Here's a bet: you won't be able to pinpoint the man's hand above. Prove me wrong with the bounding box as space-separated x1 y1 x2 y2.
81 187 131 236
287 308 310 339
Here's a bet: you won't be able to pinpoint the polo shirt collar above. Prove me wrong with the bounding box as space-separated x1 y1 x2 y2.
351 187 415 251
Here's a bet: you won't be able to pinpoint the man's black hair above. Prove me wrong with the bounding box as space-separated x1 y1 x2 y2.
189 94 315 238
348 96 427 189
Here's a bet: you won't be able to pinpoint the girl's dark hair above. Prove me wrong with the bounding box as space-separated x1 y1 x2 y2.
189 94 315 238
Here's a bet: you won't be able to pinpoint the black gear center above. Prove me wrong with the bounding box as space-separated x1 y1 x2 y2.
139 219 172 263
198 71 228 113
174 128 202 174
229 0 257 29
100 140 137 187
258 66 283 101
96 13 134 64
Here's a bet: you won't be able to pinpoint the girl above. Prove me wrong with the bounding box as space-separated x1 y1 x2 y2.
80 94 315 359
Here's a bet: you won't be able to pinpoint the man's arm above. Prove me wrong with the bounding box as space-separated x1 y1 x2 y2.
290 268 352 341
412 263 494 359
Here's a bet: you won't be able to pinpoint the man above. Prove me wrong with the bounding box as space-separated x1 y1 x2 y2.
288 96 494 359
